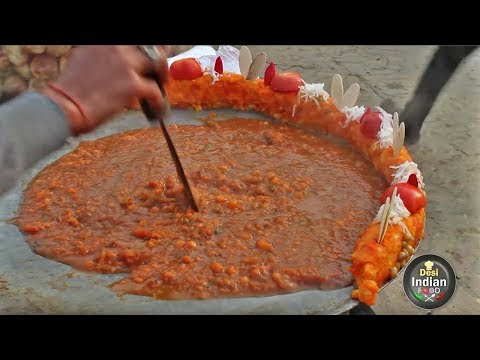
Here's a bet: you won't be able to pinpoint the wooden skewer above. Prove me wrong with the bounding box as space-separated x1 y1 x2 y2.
378 187 398 244
378 197 390 244
393 122 405 157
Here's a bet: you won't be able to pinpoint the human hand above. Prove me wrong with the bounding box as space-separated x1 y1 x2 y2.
42 45 169 135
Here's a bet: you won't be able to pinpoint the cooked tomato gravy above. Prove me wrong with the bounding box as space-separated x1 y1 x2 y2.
17 118 387 299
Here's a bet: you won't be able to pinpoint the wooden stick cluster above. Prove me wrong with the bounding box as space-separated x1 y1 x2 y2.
392 112 405 157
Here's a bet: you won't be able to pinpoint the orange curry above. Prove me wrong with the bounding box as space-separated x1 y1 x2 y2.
17 118 387 300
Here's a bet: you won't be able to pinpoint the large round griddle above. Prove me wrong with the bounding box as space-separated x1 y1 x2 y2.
0 108 366 314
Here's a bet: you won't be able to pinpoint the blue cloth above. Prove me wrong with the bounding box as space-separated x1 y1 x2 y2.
0 92 70 194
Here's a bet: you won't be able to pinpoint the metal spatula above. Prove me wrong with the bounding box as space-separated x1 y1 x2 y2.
138 46 199 212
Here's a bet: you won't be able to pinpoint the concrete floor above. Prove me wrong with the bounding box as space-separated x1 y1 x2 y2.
244 45 480 314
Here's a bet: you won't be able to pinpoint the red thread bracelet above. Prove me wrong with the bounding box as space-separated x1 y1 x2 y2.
47 83 89 126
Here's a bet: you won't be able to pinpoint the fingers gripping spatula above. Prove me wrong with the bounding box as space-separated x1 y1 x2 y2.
138 46 199 212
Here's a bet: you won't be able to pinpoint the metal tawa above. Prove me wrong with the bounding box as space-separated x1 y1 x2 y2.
0 108 375 315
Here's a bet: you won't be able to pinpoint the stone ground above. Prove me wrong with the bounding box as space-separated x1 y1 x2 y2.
244 45 479 315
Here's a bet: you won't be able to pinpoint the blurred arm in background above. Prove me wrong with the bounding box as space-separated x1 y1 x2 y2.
381 45 478 144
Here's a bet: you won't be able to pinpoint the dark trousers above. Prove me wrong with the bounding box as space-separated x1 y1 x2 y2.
402 46 478 142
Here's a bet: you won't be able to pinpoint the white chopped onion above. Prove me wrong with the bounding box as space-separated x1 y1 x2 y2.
374 194 411 226
390 161 425 189
341 105 365 127
375 106 394 148
298 80 329 105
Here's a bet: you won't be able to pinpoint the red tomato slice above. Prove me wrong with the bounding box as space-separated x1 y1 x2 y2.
270 72 303 93
264 62 276 86
380 183 427 214
214 56 223 74
170 58 204 80
359 108 382 139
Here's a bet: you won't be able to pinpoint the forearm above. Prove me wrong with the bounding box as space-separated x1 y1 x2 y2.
0 92 72 195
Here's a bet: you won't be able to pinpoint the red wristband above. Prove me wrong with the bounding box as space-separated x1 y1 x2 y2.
47 83 90 128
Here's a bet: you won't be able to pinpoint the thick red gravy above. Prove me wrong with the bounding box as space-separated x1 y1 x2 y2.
16 119 387 299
